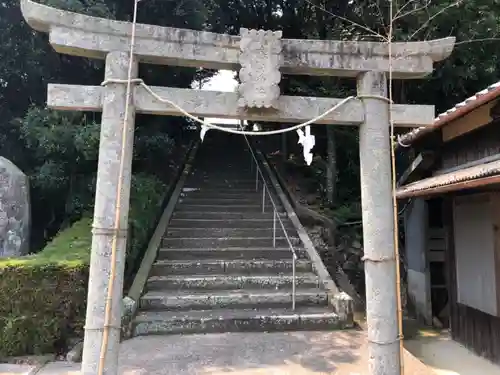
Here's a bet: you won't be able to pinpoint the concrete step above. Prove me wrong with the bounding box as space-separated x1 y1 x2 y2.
181 190 262 198
178 198 284 212
172 211 287 220
146 273 319 291
165 228 289 239
175 204 265 213
161 237 301 249
183 179 257 185
184 180 258 187
180 195 264 202
158 247 307 261
150 259 312 276
181 188 264 195
178 197 267 205
186 176 257 181
132 307 343 336
186 179 256 185
184 184 261 192
139 289 328 311
168 218 294 229
188 168 254 173
188 171 254 177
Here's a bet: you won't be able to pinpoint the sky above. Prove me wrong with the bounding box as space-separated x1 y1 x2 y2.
201 70 238 92
196 70 240 125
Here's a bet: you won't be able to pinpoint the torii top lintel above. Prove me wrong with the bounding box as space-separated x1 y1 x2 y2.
21 0 455 80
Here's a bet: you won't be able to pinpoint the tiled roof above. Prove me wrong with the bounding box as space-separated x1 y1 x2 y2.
397 81 500 147
396 159 500 198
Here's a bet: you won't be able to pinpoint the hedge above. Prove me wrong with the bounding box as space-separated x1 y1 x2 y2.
0 218 91 357
0 173 167 357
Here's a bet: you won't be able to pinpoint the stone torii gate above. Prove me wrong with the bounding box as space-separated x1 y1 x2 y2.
20 1 454 374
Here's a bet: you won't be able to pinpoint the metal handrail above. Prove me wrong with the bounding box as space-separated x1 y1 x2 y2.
238 123 298 311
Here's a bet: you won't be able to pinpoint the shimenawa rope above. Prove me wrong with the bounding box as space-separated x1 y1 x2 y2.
97 1 404 374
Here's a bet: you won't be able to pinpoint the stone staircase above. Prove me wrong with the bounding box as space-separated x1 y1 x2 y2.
131 132 344 336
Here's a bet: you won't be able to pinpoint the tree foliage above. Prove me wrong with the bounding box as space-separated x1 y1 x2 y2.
203 0 500 215
2 0 500 248
0 0 205 250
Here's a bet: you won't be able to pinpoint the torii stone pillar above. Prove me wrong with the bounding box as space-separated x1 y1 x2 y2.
82 52 139 375
357 72 399 375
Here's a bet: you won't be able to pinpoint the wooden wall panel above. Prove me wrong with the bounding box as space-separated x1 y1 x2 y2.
448 192 500 365
453 194 497 316
440 118 500 171
453 303 500 365
489 193 500 314
443 197 457 338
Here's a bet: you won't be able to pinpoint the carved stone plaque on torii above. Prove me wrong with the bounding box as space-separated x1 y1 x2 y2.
19 1 455 374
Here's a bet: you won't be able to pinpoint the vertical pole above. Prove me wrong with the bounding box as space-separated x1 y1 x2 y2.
357 72 400 375
255 168 259 191
241 121 253 172
281 124 288 161
292 254 296 311
273 210 277 248
81 52 138 375
262 185 266 213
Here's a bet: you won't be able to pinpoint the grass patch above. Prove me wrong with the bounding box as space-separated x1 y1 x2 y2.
0 218 92 268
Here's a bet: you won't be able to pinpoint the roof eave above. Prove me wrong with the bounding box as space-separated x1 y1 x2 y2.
396 174 500 199
396 82 500 150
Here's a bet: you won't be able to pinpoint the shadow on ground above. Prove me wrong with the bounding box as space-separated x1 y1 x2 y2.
31 329 434 375
117 330 364 375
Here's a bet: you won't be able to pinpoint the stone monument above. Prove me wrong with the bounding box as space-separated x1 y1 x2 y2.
0 157 30 257
19 1 455 374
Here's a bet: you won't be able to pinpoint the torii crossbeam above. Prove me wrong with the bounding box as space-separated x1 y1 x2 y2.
19 1 455 375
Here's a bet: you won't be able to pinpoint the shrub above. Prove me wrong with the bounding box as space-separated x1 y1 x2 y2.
0 218 92 357
0 170 170 357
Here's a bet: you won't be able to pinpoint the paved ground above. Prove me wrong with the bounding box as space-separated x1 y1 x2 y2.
1 330 433 375
405 330 500 375
0 364 34 375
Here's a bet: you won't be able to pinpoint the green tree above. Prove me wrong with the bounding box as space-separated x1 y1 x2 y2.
0 0 211 250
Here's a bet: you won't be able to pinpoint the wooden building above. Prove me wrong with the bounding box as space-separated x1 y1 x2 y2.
396 81 500 364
